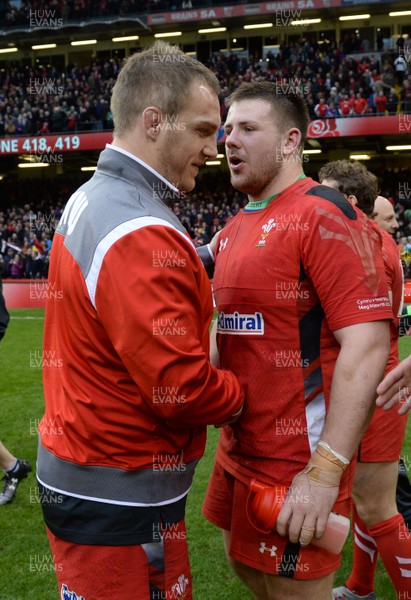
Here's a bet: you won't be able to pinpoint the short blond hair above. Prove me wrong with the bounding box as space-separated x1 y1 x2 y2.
111 42 220 137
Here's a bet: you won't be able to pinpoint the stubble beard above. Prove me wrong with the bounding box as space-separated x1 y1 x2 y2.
230 152 283 198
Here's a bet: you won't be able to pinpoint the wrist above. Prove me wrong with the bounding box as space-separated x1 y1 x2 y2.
302 443 349 488
317 440 350 466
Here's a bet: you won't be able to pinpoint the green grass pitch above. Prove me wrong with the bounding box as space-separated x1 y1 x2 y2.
0 309 410 599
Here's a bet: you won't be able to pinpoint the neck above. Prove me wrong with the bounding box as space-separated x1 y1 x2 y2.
248 163 304 202
112 134 156 171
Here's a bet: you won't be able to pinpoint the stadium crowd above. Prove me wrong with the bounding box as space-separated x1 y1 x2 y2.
0 35 410 137
1 0 202 24
2 0 263 25
0 167 410 279
0 24 410 277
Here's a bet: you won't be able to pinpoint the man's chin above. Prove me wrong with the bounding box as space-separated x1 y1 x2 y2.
230 174 249 194
179 179 195 193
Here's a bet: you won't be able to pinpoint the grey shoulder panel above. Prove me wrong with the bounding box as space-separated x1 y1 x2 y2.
56 148 187 280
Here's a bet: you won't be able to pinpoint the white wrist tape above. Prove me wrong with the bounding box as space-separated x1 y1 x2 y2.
317 440 350 466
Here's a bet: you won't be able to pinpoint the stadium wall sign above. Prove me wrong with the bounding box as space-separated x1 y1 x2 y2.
147 0 341 25
0 116 407 156
307 116 410 138
218 115 408 143
3 280 48 309
0 132 113 155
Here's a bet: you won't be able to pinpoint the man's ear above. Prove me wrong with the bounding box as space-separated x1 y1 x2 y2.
142 107 162 140
282 127 302 158
346 194 358 207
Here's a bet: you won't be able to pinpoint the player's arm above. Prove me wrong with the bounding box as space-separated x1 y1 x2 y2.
196 243 215 279
277 193 392 546
277 320 389 545
376 356 411 414
322 321 389 456
196 228 222 279
95 224 244 428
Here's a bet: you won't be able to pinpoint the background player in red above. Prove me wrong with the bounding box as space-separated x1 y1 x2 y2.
36 42 244 600
373 196 411 537
202 82 391 599
319 160 411 600
373 195 400 236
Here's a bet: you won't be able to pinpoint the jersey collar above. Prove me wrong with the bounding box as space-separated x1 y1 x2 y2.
244 173 306 213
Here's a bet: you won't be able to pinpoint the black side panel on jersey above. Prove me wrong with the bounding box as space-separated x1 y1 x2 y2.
298 261 306 284
305 185 358 220
38 483 187 545
278 541 301 578
299 302 324 366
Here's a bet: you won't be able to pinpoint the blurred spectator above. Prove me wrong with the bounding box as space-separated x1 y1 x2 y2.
395 55 408 86
386 88 399 114
339 94 353 116
375 90 388 114
9 253 25 278
397 35 406 55
401 79 411 113
25 249 45 278
353 92 368 115
314 97 329 117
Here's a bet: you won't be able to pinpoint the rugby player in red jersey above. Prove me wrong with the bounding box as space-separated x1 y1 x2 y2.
202 83 391 599
320 160 411 600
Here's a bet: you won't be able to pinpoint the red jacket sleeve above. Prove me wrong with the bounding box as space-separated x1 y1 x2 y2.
95 224 244 427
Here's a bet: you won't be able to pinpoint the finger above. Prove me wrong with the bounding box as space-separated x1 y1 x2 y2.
298 508 317 546
376 379 405 408
376 369 403 395
376 392 399 409
288 513 305 544
314 515 327 540
276 502 292 537
398 397 411 415
299 522 316 546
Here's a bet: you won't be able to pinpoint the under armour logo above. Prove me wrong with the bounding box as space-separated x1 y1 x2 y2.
9 478 18 492
259 542 277 557
219 237 228 252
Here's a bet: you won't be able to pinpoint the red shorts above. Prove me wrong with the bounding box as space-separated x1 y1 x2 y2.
358 405 408 462
46 520 192 600
202 461 350 581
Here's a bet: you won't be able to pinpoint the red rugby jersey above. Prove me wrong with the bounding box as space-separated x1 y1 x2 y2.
213 177 392 499
379 226 403 371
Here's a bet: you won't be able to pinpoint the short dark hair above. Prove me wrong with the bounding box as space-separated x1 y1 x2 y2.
226 82 309 148
318 160 379 217
111 41 220 137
